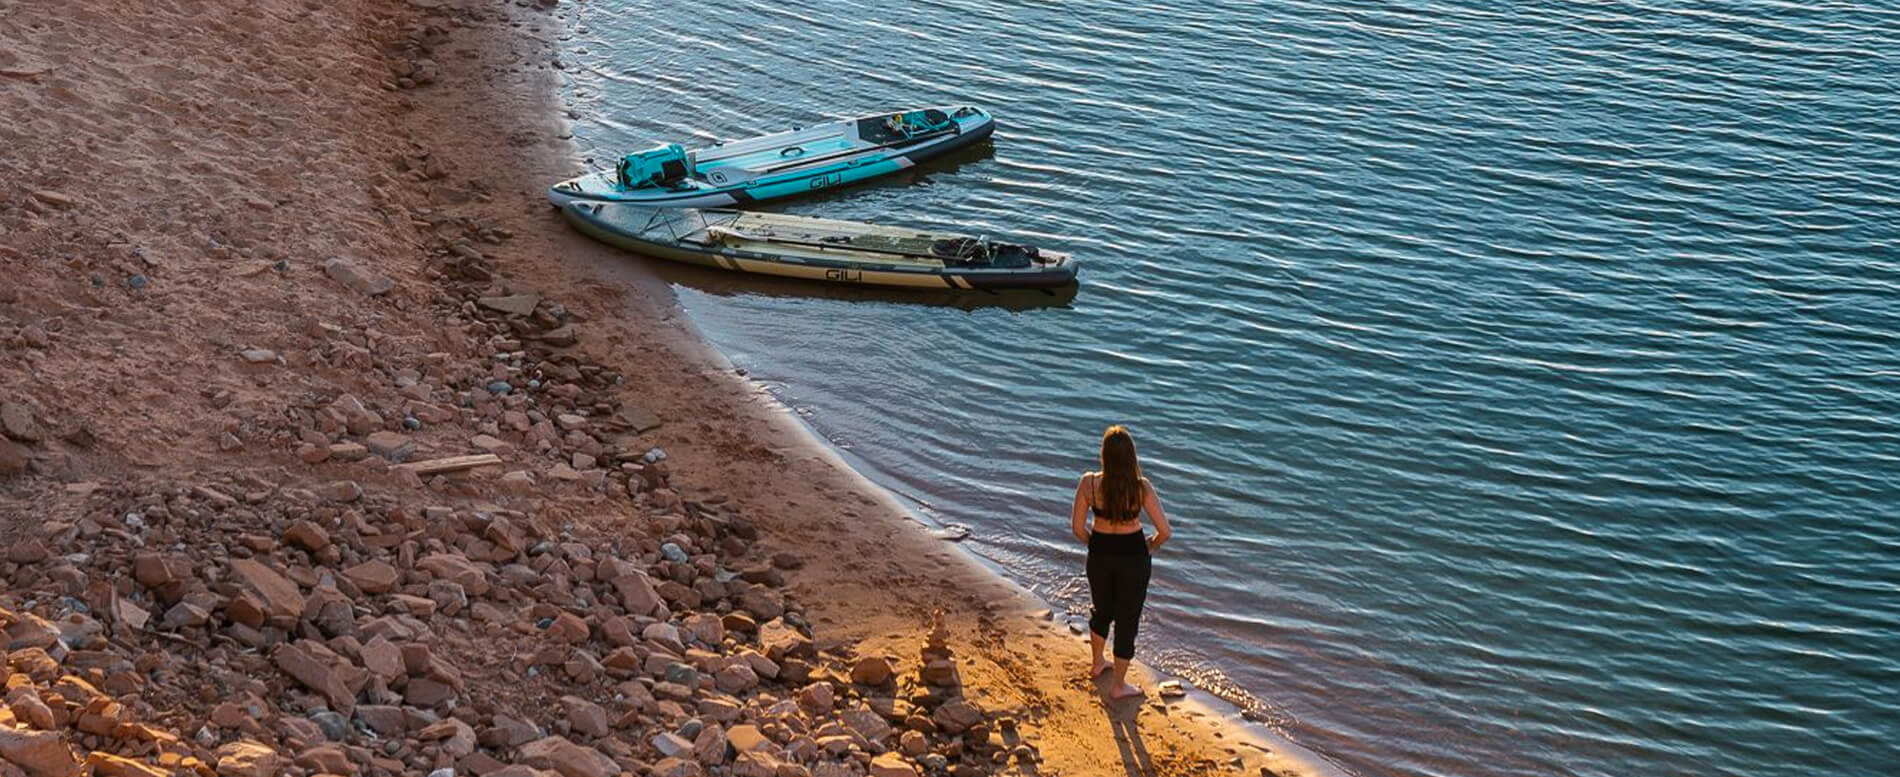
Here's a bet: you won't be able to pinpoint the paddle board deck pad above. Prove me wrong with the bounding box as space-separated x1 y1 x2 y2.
548 106 995 208
562 204 1078 290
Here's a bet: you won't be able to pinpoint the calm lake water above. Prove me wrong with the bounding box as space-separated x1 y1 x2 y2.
555 1 1900 775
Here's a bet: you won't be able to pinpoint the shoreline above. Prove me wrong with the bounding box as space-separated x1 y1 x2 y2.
526 5 1340 776
0 0 1335 775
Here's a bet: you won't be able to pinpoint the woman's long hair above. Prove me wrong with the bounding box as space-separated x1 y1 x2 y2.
1098 425 1143 519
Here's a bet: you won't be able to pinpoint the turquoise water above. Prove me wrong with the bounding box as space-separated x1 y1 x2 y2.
557 1 1900 775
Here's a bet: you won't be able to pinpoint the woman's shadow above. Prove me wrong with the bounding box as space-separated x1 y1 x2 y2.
1098 677 1158 777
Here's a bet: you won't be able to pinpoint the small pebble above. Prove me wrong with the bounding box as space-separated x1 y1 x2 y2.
403 416 422 430
486 381 512 394
273 259 290 272
128 274 147 289
660 543 689 563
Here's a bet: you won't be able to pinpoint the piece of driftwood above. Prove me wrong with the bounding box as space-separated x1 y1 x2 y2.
396 454 502 475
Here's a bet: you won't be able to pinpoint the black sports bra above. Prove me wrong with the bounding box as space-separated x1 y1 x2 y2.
1088 475 1141 523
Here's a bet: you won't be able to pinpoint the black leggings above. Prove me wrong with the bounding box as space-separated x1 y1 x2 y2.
1086 531 1152 660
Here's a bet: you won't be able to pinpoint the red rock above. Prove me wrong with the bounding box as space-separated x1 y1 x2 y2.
294 745 351 774
329 394 380 436
547 612 588 644
418 718 477 757
132 553 180 588
159 601 209 630
797 682 833 714
726 724 770 754
315 480 363 503
274 642 354 714
609 570 661 616
213 702 248 725
400 642 433 674
721 612 757 634
500 470 536 493
869 753 918 777
225 592 269 628
732 751 779 777
0 439 26 476
284 520 330 552
213 740 279 777
738 587 784 621
518 736 617 777
692 724 728 765
228 559 305 621
416 554 490 596
342 560 399 594
650 757 702 777
758 619 810 661
110 597 151 631
5 538 47 564
6 647 57 680
487 768 557 777
84 751 169 777
714 664 759 692
842 707 892 743
480 713 540 748
76 697 124 734
562 696 609 739
354 705 405 736
600 616 636 647
325 256 393 297
364 431 415 461
0 401 40 442
850 656 893 686
5 687 55 730
328 442 369 461
932 699 982 734
478 293 540 316
404 677 455 708
358 636 404 680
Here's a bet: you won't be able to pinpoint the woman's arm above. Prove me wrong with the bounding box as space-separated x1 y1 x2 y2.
1143 477 1172 552
1070 474 1093 545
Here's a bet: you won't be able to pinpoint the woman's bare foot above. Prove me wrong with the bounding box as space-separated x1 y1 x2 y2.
1091 658 1114 678
1108 681 1144 699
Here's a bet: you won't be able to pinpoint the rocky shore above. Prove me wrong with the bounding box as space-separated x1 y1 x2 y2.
2 1 1285 776
0 443 1032 777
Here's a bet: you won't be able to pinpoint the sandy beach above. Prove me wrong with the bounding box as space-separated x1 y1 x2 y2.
1 1 1303 775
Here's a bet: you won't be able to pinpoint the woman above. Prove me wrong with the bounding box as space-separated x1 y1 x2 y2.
1071 424 1173 698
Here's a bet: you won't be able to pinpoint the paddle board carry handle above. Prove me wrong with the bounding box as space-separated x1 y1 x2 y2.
781 146 805 158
